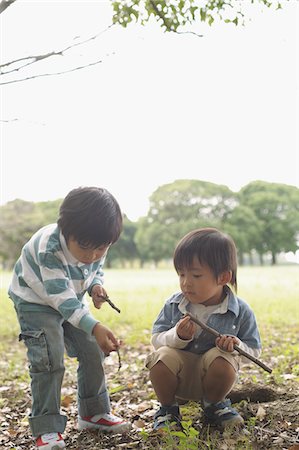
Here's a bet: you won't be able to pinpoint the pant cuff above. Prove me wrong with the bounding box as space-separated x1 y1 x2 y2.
78 390 110 417
29 413 67 437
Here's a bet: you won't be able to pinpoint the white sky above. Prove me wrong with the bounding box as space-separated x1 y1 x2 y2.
1 0 298 221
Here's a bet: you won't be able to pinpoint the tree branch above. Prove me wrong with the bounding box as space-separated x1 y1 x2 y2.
0 0 17 15
0 24 114 84
148 0 203 37
149 0 173 31
0 59 103 85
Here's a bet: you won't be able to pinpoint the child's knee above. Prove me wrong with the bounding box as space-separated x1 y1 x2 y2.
209 356 237 376
201 347 240 375
145 346 183 375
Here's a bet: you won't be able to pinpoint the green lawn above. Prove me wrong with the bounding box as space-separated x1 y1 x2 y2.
1 265 298 345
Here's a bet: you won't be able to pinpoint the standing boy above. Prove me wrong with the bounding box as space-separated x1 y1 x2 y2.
146 228 261 430
8 186 131 450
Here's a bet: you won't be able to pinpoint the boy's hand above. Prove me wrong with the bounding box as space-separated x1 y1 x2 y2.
92 323 121 355
176 315 196 340
91 285 108 309
216 335 240 352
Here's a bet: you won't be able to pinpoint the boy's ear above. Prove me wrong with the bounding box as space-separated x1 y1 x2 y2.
217 271 232 286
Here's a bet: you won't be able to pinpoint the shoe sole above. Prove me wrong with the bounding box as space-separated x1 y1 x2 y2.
204 416 244 429
222 417 244 428
153 423 182 432
36 444 65 450
78 419 131 433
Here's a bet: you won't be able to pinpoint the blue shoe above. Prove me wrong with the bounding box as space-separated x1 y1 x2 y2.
203 399 244 428
153 405 182 431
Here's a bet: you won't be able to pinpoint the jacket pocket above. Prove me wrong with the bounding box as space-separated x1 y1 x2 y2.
19 330 51 372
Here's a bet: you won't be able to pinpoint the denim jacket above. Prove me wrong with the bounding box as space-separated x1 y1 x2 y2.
152 288 261 355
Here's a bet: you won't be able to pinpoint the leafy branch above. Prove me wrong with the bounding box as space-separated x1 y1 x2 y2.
0 0 285 86
111 0 283 31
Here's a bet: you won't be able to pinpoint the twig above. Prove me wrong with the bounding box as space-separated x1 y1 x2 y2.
0 60 103 85
116 348 122 371
105 348 122 371
0 24 114 85
101 295 121 314
185 313 272 374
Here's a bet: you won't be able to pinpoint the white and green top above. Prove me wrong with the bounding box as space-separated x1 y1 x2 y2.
8 223 104 335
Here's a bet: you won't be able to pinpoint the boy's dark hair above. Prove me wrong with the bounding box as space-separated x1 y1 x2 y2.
173 228 238 291
57 186 123 247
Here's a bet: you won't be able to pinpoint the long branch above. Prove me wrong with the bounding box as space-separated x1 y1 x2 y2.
185 313 272 374
0 59 103 85
0 24 114 72
0 24 114 84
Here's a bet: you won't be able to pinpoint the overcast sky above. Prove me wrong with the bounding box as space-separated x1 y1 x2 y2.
1 0 298 221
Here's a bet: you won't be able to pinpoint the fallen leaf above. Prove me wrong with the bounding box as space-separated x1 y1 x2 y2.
61 395 74 408
256 405 266 421
133 418 146 428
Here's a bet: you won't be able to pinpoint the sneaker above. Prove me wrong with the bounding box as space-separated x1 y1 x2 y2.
78 413 131 433
203 398 244 428
36 432 65 450
153 405 182 431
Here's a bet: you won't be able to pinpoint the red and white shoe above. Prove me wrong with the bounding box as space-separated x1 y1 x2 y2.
36 432 65 449
78 413 131 433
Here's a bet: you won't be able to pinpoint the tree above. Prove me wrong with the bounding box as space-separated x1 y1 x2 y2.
106 216 139 267
35 199 62 224
134 179 237 264
147 179 236 226
222 204 263 265
0 199 46 268
0 0 285 23
112 0 284 32
135 218 177 266
1 181 298 268
1 0 285 85
0 198 62 269
238 181 299 264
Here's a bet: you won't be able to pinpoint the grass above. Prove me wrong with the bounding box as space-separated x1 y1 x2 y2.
1 266 298 449
1 265 299 344
1 265 298 383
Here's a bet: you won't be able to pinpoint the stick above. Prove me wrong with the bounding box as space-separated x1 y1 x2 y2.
100 295 121 313
185 313 272 374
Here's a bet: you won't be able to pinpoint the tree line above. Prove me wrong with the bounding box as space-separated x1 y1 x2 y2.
0 179 298 269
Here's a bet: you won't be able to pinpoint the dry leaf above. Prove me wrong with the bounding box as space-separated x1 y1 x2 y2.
61 395 74 408
132 418 146 429
256 405 266 421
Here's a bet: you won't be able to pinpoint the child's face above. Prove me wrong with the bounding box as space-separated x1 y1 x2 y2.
67 237 110 264
177 257 226 306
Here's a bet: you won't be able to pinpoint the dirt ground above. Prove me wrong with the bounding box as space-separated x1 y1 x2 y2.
1 342 298 450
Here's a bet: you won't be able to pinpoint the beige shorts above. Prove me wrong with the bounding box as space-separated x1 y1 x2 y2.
145 346 240 401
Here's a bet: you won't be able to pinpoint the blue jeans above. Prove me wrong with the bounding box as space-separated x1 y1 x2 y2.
14 303 110 437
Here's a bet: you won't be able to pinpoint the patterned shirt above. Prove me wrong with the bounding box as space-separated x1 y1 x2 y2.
8 223 105 335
